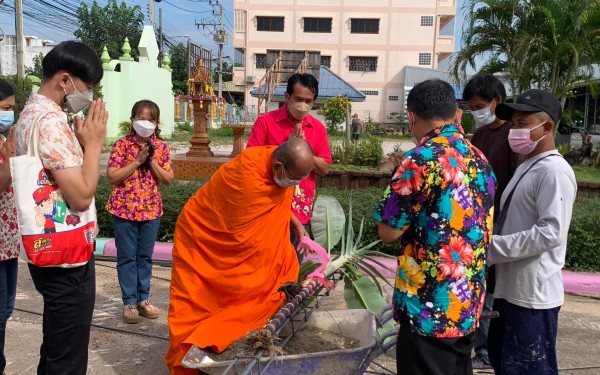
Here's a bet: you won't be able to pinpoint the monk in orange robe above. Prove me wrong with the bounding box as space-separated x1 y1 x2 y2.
166 138 315 374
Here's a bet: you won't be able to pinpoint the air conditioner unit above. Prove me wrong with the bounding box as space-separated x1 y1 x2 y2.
246 75 255 83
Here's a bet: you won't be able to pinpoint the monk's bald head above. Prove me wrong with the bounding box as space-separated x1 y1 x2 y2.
272 138 315 180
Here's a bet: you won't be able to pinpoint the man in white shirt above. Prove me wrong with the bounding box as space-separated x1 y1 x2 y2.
488 89 577 375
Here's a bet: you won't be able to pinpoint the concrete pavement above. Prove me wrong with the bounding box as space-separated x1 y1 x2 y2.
4 258 600 374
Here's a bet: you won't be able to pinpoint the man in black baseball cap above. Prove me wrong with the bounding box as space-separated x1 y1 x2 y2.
487 88 576 375
495 89 562 124
493 89 561 157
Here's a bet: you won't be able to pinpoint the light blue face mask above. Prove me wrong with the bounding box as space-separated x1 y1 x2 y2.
274 163 301 187
0 111 14 133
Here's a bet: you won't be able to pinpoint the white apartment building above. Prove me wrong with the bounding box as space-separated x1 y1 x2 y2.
0 35 54 76
233 0 456 123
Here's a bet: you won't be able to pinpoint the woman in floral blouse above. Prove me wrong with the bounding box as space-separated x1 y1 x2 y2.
0 79 17 374
106 100 174 323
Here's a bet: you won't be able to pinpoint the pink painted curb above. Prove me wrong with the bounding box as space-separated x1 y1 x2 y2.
101 239 173 262
562 270 600 296
305 254 600 296
97 240 600 296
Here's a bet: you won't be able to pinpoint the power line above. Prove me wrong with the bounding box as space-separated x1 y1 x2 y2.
163 0 211 14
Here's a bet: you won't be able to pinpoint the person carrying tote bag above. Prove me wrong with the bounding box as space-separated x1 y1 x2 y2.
11 41 108 375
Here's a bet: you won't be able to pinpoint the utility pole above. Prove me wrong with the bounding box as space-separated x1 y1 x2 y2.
15 0 24 78
149 0 155 28
196 0 228 99
158 8 163 67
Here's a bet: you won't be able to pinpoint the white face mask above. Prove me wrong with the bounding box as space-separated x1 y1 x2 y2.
64 76 93 114
471 101 496 127
132 120 156 138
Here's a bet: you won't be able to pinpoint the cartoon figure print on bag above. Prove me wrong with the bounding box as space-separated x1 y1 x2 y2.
31 169 77 234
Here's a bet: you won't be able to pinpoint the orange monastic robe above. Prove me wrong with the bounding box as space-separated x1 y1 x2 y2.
165 146 299 375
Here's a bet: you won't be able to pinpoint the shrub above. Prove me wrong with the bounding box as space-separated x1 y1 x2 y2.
330 136 383 167
461 112 474 135
3 75 33 118
565 198 600 272
176 121 193 133
118 121 131 136
95 176 205 242
94 178 600 272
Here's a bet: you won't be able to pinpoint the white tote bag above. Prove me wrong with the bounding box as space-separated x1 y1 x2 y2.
10 112 97 267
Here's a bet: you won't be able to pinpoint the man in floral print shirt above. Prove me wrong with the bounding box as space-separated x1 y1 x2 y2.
373 79 496 375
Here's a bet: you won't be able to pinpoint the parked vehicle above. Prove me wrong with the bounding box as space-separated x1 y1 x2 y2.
556 123 599 151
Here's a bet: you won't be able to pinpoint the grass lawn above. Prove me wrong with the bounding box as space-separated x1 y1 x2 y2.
572 165 600 184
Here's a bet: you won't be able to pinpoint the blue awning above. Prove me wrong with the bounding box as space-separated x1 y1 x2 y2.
250 66 366 102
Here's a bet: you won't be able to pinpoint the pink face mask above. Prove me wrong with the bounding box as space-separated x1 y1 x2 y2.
508 122 547 155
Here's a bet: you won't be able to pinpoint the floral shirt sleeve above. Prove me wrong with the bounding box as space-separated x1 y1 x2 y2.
156 141 172 171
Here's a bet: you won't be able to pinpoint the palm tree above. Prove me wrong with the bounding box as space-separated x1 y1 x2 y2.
451 0 530 97
453 0 600 110
514 0 600 107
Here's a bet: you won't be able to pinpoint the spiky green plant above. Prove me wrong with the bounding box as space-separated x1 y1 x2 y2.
312 195 396 319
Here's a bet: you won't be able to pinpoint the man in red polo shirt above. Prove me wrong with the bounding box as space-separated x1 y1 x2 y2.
247 73 332 262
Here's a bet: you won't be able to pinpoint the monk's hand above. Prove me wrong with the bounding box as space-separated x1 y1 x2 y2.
297 235 314 255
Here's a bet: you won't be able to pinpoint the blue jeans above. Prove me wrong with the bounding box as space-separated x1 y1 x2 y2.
290 224 311 264
488 299 560 375
112 215 161 305
0 258 18 373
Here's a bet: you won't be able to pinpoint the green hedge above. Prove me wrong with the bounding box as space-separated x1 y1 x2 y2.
565 198 600 271
94 177 600 271
95 177 204 242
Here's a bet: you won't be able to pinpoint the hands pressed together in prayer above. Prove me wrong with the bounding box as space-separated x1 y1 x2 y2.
291 124 305 139
0 127 15 160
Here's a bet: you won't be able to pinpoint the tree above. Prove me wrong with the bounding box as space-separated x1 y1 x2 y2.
3 76 33 118
451 0 530 98
169 42 189 95
515 0 600 102
212 61 233 84
25 52 44 79
317 95 351 133
453 0 600 109
75 0 144 59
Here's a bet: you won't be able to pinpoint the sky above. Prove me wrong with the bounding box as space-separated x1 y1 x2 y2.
0 0 466 66
0 0 235 57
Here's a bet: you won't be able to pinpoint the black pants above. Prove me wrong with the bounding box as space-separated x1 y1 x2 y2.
397 313 474 375
28 257 96 375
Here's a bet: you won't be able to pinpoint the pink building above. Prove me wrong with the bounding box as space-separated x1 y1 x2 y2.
233 0 456 123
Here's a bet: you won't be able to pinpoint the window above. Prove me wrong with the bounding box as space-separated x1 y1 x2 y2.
389 95 399 101
234 48 245 67
418 53 432 66
256 53 267 69
257 16 284 32
349 56 378 72
350 18 379 34
361 90 379 96
304 17 332 33
421 16 434 26
320 56 331 68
